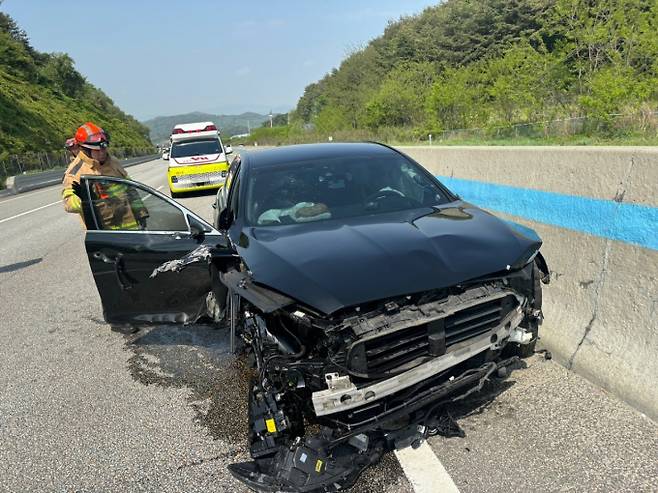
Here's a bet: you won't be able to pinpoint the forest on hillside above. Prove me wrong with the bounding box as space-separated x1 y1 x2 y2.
249 0 658 145
0 4 152 160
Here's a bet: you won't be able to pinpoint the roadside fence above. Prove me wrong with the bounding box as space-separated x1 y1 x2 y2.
429 110 658 142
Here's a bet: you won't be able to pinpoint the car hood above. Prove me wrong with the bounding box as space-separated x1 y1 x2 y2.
234 202 542 315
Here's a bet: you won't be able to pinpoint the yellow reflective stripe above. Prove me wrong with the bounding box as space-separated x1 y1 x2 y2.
105 218 139 230
167 161 228 177
65 194 82 213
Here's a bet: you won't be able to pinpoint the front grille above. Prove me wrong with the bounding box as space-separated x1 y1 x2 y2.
347 295 518 375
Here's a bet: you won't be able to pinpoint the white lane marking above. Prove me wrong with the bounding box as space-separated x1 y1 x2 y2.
395 442 460 493
0 158 162 206
0 173 166 223
0 186 58 204
0 200 60 225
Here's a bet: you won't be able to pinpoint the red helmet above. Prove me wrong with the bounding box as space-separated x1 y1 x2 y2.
75 122 110 150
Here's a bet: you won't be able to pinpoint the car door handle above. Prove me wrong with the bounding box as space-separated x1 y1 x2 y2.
171 232 192 240
92 251 133 291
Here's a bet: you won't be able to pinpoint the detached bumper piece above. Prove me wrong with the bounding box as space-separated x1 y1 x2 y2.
229 357 520 493
229 438 384 493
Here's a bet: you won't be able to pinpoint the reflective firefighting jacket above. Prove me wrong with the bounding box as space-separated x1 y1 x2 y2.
61 153 147 229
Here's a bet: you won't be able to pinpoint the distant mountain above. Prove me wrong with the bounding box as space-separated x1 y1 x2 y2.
143 112 271 143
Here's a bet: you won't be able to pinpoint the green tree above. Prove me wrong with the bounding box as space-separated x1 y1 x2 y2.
39 53 86 97
549 0 658 81
364 62 437 128
290 0 658 142
579 65 653 119
426 66 487 131
486 43 567 124
314 106 350 134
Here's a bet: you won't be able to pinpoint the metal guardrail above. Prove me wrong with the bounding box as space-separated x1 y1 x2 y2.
3 154 160 195
0 147 157 189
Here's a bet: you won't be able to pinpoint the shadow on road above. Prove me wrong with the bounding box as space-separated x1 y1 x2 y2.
169 189 219 200
428 359 527 438
0 257 42 274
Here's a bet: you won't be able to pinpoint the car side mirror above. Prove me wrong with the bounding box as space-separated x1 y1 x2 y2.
218 208 232 230
225 145 233 155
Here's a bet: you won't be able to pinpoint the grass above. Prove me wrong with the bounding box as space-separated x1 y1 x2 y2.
393 135 658 146
231 128 658 148
228 118 658 147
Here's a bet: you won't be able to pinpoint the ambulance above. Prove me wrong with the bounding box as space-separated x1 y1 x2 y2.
165 121 232 197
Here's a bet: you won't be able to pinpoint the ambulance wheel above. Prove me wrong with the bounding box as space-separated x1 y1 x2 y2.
171 190 181 199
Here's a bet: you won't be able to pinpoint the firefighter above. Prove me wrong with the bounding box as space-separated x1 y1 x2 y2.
64 138 79 161
62 122 148 230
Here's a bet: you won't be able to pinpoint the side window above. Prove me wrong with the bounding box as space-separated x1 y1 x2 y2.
89 178 188 232
226 158 241 206
228 172 241 218
217 157 240 212
225 156 240 191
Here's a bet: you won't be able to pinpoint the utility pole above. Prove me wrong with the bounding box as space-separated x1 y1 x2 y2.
269 110 273 128
247 120 251 135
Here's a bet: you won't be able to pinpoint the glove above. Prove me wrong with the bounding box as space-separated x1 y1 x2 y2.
71 181 82 198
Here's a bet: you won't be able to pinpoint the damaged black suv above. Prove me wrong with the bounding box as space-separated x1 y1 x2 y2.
78 143 549 492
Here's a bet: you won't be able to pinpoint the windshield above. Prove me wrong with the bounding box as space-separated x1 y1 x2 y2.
245 154 451 226
171 138 222 158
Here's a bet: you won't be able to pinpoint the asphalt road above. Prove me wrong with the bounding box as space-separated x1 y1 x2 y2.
0 157 656 492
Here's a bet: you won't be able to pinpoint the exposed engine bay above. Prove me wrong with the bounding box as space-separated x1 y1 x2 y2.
219 258 549 492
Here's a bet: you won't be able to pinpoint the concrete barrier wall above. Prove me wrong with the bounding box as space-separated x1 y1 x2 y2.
397 146 658 421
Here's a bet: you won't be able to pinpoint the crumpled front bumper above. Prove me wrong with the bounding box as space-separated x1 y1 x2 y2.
229 357 522 493
312 293 526 416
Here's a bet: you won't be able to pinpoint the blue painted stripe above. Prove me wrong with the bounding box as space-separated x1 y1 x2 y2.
437 176 658 251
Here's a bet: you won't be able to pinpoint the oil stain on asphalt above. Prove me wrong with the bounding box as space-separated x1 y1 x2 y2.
125 324 253 444
122 323 412 493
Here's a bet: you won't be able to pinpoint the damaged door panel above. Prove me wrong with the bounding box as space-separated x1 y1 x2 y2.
80 144 550 493
80 175 235 325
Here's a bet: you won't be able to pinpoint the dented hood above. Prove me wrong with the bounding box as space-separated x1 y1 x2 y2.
235 202 542 315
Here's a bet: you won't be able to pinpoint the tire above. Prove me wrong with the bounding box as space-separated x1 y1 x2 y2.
170 190 181 199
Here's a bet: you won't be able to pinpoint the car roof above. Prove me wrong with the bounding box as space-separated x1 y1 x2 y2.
244 142 398 168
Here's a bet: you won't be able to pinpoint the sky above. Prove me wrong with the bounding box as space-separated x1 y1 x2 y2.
3 0 439 121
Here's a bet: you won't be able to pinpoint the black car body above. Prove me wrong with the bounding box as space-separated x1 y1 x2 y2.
79 143 549 492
